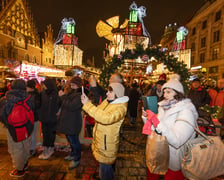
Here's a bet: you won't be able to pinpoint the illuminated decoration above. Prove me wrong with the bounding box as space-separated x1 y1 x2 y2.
96 16 129 41
170 49 191 69
172 26 188 51
54 18 83 66
54 44 83 66
13 61 64 81
55 18 76 45
129 1 150 38
96 2 151 57
129 9 138 22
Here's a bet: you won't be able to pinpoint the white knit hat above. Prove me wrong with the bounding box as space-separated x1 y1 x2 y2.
162 74 184 94
109 83 125 98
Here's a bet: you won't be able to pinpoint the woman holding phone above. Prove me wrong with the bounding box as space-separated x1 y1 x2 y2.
81 82 129 180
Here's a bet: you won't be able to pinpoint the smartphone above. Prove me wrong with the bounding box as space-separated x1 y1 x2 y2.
142 96 158 114
142 96 148 111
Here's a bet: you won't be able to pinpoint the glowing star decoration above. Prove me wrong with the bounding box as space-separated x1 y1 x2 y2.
55 18 76 45
129 2 150 38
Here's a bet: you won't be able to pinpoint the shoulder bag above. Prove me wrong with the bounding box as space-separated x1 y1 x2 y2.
178 119 224 180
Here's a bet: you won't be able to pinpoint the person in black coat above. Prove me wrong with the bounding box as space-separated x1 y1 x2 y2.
38 78 58 160
128 82 140 124
26 79 41 156
187 78 211 116
57 76 83 170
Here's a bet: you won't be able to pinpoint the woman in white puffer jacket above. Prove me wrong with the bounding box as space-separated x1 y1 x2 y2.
142 74 198 180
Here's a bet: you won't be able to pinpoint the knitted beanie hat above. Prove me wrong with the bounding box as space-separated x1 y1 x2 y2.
70 76 82 87
109 83 125 98
162 74 184 94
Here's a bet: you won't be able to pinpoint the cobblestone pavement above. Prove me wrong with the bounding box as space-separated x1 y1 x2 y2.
0 116 224 180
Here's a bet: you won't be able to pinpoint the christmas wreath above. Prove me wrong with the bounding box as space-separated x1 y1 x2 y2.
99 44 190 91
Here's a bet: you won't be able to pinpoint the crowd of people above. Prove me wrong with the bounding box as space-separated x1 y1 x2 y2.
0 73 223 179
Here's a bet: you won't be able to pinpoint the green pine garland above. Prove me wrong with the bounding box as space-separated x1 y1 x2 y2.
99 44 190 91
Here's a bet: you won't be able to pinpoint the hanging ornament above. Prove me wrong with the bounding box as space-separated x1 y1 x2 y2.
141 54 149 62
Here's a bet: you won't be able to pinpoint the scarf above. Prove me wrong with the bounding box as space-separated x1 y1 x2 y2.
161 99 178 110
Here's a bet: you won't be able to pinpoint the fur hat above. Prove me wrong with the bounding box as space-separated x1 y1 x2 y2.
11 79 26 90
109 83 125 98
27 79 36 89
162 74 184 94
70 76 82 87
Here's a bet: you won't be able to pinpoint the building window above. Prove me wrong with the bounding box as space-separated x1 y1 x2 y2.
191 56 195 65
222 73 224 78
202 20 207 29
201 37 206 48
33 56 36 63
192 27 196 35
25 54 29 61
191 42 195 51
212 48 219 60
45 58 48 62
215 10 221 22
213 30 220 42
209 66 218 73
200 53 205 63
0 47 4 58
49 58 51 63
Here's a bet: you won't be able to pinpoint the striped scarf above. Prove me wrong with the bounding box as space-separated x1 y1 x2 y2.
161 99 178 110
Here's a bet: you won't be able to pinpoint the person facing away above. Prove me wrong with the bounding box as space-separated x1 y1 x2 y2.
38 78 58 160
0 79 34 177
128 82 141 124
142 74 198 180
57 76 83 170
26 79 41 156
81 83 129 180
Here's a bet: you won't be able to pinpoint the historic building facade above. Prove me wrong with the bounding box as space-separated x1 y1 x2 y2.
42 24 54 67
0 0 42 66
186 0 224 80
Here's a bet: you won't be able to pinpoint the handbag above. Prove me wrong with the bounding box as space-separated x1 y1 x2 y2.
178 119 224 180
145 131 169 175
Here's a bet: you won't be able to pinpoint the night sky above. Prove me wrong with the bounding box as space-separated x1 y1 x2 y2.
29 0 205 67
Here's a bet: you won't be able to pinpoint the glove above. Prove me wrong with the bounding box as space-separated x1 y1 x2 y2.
151 116 160 128
146 109 159 128
146 109 156 119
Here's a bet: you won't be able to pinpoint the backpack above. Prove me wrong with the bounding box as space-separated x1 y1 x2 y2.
7 95 34 142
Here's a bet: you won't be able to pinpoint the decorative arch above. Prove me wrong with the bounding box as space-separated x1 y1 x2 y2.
99 44 190 90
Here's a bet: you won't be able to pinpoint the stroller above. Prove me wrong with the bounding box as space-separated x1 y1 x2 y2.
197 109 216 136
